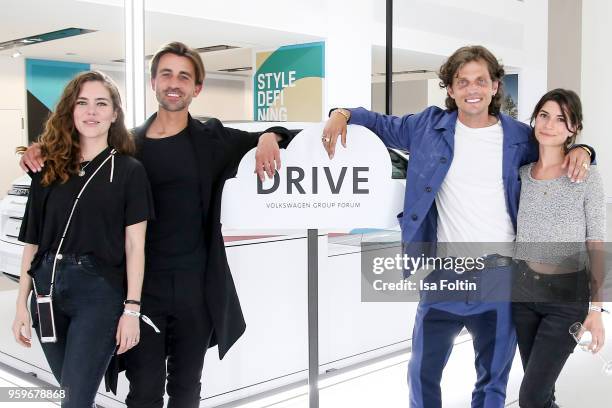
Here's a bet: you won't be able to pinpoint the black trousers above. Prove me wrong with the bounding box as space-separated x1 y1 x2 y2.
512 262 589 408
124 253 213 408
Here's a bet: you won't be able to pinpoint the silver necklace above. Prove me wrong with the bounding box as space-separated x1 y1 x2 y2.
78 161 92 177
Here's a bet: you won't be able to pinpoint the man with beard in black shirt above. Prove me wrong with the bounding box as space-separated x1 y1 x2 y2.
21 42 292 408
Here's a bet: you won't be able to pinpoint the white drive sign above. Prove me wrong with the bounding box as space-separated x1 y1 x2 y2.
221 123 404 229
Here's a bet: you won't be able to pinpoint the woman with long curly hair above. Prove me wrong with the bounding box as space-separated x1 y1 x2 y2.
11 71 154 407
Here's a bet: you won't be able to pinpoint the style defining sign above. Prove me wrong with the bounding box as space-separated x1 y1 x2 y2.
221 124 405 229
254 42 324 122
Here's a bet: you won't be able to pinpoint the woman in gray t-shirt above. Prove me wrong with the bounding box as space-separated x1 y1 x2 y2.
512 89 606 408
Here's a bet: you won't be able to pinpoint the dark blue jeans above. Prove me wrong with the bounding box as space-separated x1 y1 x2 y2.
30 254 124 408
409 260 516 408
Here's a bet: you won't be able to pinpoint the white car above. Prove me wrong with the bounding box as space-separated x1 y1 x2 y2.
0 178 30 282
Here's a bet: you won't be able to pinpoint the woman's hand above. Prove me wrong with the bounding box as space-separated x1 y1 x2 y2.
116 311 140 355
583 311 605 353
321 110 349 159
12 304 32 348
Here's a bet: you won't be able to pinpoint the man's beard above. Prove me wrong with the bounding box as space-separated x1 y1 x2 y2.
156 90 190 112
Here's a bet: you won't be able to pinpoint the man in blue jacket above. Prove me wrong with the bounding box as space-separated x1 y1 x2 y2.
322 45 593 408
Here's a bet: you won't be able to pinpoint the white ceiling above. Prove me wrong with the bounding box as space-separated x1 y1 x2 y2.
0 0 321 71
0 0 456 75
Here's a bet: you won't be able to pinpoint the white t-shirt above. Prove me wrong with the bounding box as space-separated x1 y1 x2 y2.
435 119 515 244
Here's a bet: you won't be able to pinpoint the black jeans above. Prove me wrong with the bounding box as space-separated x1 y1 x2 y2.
512 262 589 408
30 254 124 408
124 252 213 408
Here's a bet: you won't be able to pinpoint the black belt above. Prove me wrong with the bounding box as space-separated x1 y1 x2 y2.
482 254 514 269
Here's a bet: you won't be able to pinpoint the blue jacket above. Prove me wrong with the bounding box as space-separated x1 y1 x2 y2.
349 106 538 245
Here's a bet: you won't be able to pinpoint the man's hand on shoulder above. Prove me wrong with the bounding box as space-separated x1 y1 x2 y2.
563 145 592 183
19 143 44 173
255 133 281 182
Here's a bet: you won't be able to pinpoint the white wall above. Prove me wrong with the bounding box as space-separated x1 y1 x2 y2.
581 0 612 202
324 0 374 111
517 0 549 123
144 0 330 39
548 0 582 92
371 80 428 115
196 75 249 121
428 78 447 109
0 57 27 196
0 58 26 113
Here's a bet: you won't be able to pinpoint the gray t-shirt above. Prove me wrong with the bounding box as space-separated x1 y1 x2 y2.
515 163 606 268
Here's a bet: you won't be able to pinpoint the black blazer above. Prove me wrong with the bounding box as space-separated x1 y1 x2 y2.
105 114 294 393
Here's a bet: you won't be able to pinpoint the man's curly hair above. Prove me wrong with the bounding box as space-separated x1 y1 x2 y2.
438 45 505 116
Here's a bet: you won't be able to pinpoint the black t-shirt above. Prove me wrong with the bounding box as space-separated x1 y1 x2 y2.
139 127 207 261
19 147 155 286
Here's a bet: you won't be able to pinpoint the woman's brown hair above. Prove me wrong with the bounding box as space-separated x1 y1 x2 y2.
20 71 134 186
530 88 583 154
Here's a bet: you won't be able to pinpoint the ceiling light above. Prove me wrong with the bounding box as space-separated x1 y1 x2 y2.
111 45 240 65
375 69 432 76
196 45 239 53
218 66 252 72
0 28 95 50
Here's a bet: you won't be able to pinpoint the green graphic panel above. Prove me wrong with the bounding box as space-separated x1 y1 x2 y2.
254 42 324 121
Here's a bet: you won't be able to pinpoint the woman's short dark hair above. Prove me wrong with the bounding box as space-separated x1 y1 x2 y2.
530 88 583 153
438 45 505 116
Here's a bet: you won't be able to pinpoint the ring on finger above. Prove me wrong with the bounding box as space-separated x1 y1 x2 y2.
582 162 589 170
322 136 330 143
